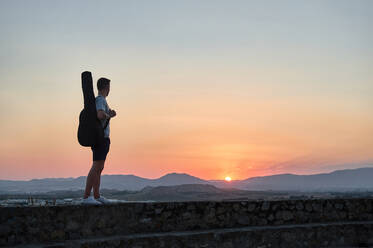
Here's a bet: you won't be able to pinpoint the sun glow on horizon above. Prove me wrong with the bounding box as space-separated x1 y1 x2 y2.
225 176 232 182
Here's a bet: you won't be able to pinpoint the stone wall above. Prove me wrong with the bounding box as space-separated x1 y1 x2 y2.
1 198 373 246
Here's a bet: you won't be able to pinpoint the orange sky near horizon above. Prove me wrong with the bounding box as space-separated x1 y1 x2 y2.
1 66 372 180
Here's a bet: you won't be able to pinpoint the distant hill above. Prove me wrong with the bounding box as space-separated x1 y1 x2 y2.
132 184 225 201
238 167 373 191
124 184 285 201
0 184 292 201
1 167 373 193
0 173 210 193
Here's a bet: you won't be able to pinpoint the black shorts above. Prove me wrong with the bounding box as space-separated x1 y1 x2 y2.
91 137 110 161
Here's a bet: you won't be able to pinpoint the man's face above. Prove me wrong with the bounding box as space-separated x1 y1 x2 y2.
105 84 110 96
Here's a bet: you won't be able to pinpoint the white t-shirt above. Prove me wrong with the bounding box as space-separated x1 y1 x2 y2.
95 95 110 138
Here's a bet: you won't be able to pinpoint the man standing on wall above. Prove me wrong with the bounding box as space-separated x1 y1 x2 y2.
82 78 116 205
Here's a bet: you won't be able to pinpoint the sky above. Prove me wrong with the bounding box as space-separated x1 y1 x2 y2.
0 0 372 181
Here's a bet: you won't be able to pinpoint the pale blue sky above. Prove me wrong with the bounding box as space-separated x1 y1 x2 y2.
1 0 372 96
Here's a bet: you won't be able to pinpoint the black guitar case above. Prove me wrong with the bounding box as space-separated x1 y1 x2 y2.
77 71 107 147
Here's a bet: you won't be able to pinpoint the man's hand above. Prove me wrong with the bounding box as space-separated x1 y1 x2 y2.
109 109 117 118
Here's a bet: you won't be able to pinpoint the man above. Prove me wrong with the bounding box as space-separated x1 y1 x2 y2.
82 77 116 205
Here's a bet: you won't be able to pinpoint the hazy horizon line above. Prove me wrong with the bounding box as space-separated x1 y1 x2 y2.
2 165 373 182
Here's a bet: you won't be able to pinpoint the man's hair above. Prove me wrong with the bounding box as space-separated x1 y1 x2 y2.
97 78 110 91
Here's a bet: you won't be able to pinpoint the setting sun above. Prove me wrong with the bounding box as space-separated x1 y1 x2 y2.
225 176 232 182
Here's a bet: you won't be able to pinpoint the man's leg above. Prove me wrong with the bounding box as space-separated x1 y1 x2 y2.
84 160 105 199
93 160 105 198
84 138 110 199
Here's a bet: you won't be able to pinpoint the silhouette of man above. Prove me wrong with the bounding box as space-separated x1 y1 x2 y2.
82 77 116 205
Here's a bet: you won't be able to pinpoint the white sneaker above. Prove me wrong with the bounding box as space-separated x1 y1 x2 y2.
82 196 102 205
95 196 112 204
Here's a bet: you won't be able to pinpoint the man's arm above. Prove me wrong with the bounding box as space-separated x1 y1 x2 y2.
97 110 110 120
96 97 111 120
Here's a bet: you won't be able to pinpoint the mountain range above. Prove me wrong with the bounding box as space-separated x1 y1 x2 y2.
1 167 373 193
